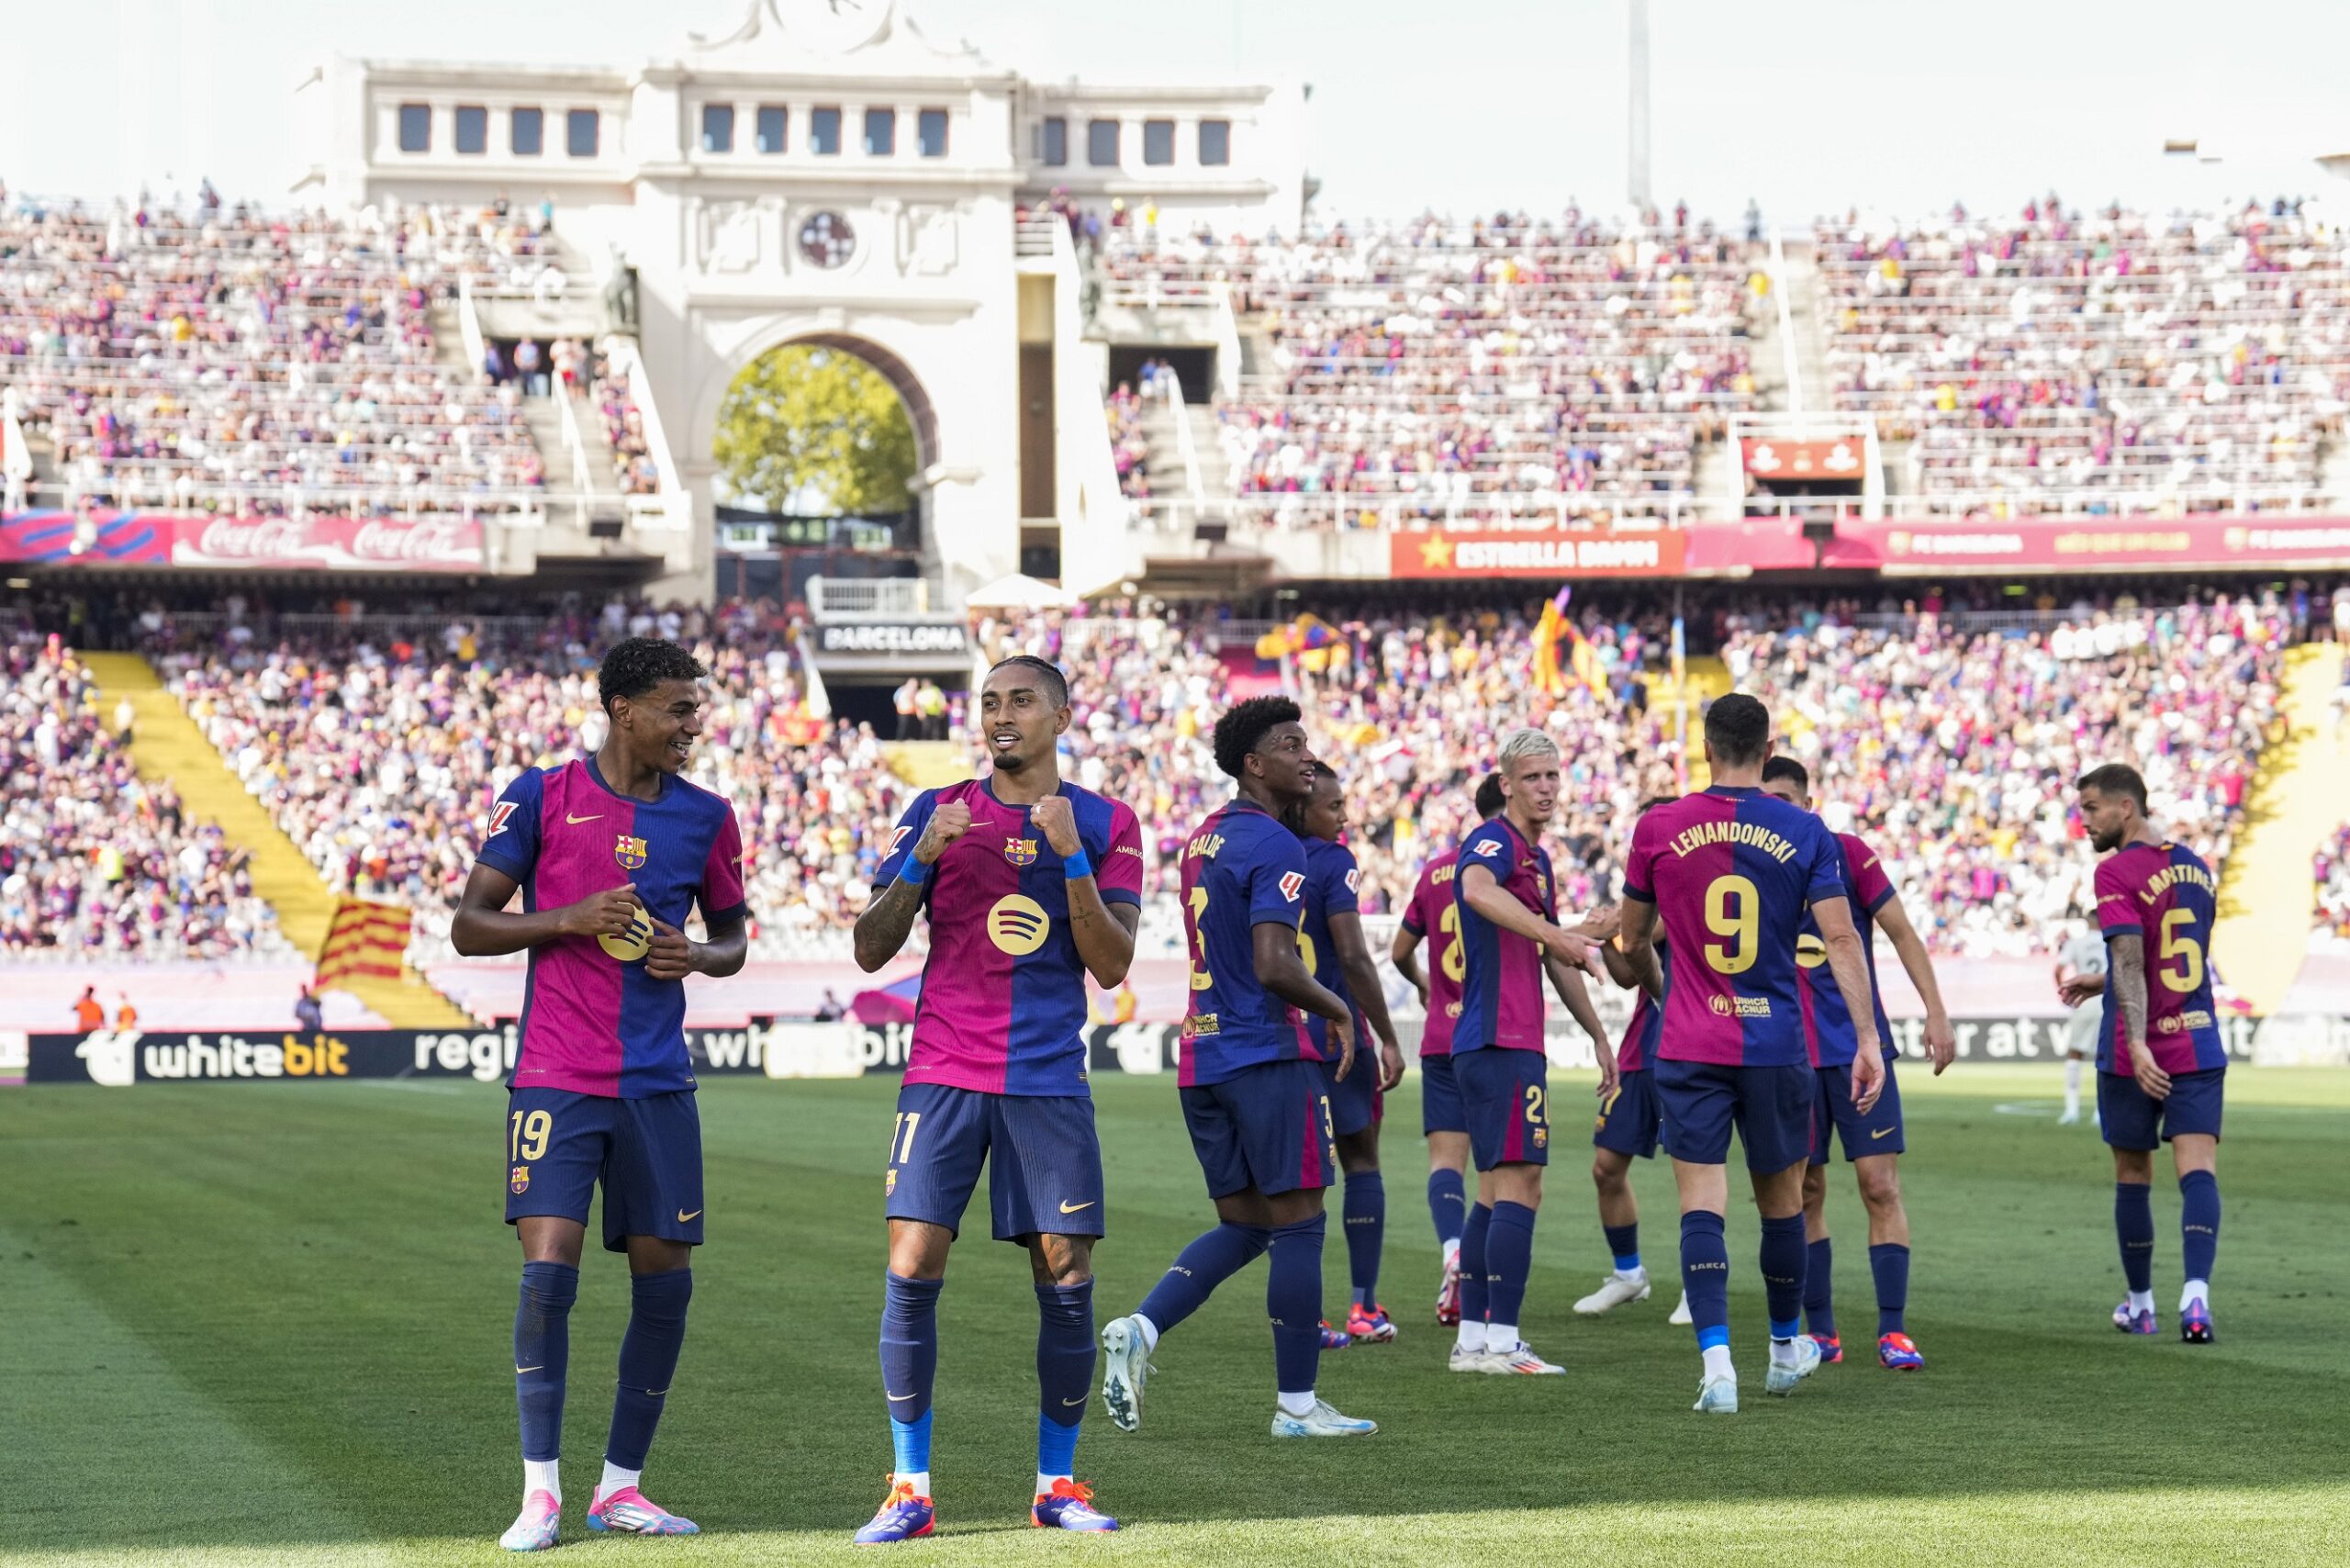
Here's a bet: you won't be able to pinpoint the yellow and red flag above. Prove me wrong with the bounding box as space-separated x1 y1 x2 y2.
315 898 412 991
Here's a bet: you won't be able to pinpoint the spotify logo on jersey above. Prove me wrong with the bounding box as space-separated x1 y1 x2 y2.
988 895 1051 956
599 906 655 962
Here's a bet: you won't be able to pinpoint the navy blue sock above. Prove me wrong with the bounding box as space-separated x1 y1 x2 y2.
880 1271 944 1473
1759 1214 1807 1339
1267 1213 1326 1394
1804 1237 1837 1339
1603 1221 1640 1274
606 1268 692 1471
1035 1280 1092 1475
1427 1168 1466 1247
1870 1243 1909 1336
2115 1182 2154 1294
514 1260 577 1463
2178 1170 2220 1286
1484 1200 1537 1330
1460 1203 1494 1327
1343 1170 1385 1307
1136 1223 1269 1338
1681 1210 1730 1351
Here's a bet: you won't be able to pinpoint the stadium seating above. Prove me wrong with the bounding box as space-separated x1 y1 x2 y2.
2317 823 2350 938
0 636 286 960
1102 211 1762 528
1818 196 2350 516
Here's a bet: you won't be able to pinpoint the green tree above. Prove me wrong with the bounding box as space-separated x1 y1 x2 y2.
713 344 918 514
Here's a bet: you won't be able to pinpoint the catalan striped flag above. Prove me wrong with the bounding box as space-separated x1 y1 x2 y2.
315 898 412 991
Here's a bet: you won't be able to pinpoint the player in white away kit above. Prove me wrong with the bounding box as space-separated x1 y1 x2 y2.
2053 924 2107 1126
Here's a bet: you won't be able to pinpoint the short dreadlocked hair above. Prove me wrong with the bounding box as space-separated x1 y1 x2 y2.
598 637 707 715
1212 695 1303 780
985 654 1069 709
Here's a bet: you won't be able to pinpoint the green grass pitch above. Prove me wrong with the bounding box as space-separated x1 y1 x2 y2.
3 1067 2345 1566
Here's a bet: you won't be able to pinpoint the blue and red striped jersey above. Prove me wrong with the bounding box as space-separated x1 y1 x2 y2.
1622 786 1845 1068
1399 850 1465 1057
875 779 1145 1096
1178 797 1313 1087
1451 816 1557 1056
1796 833 1898 1068
478 758 747 1099
2094 840 2225 1074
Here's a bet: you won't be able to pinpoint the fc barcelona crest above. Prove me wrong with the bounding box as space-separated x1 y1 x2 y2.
614 834 649 871
510 1164 531 1195
1004 837 1039 868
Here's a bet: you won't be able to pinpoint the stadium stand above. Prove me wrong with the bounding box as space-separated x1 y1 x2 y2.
2318 823 2350 938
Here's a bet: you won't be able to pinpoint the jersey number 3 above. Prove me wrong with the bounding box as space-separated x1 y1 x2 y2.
1187 887 1214 991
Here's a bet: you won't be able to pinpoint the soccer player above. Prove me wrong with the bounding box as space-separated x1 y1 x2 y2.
2068 763 2226 1344
1449 726 1613 1377
1757 757 1957 1372
452 637 749 1551
2053 921 2108 1126
1099 697 1377 1439
1618 694 1884 1414
1392 773 1505 1327
1578 797 1692 1325
1282 766 1408 1343
847 655 1143 1541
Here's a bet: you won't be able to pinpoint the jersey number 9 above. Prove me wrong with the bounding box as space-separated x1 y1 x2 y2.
1704 874 1760 975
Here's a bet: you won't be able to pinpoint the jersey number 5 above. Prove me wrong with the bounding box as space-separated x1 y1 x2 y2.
2157 908 2204 994
1704 874 1760 975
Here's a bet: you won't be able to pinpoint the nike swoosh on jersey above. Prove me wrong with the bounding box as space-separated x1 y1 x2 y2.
677 1208 702 1222
567 812 602 824
1058 1199 1096 1214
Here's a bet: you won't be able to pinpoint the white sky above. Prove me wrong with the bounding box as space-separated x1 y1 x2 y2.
2 0 2344 226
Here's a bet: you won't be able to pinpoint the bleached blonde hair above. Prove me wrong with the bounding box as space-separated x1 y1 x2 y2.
1496 725 1561 776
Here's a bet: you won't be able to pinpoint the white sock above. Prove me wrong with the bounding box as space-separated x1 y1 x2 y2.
1036 1470 1069 1495
1277 1389 1317 1417
1769 1335 1801 1367
1132 1313 1160 1353
896 1469 932 1498
1701 1344 1734 1381
523 1458 561 1506
594 1462 639 1506
1455 1320 1488 1354
1487 1321 1520 1352
1616 1264 1646 1282
2181 1279 2209 1312
2064 1058 2083 1113
2127 1289 2155 1316
1442 1238 1460 1270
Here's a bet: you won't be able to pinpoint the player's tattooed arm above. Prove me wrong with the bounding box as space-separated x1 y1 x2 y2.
853 876 926 972
2107 934 2171 1099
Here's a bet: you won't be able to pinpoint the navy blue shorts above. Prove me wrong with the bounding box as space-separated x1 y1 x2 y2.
1810 1058 1905 1163
504 1087 703 1253
1420 1053 1467 1137
1593 1068 1663 1159
1654 1058 1815 1172
886 1083 1104 1242
1455 1046 1550 1172
2099 1066 2226 1150
1181 1058 1338 1200
1319 1048 1383 1138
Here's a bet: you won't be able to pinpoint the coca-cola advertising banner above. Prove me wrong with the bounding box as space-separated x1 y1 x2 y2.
0 510 484 572
1389 528 1687 579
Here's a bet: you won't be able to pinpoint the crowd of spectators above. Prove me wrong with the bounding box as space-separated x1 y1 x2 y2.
1729 594 2287 957
1105 382 1151 499
0 195 555 519
1102 208 1763 530
0 636 284 960
1818 195 2350 515
2316 823 2350 939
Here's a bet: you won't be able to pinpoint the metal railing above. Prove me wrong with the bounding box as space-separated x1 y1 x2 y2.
808 576 929 617
1129 490 1724 534
601 337 690 530
1162 374 1207 515
1014 213 1059 258
455 273 489 383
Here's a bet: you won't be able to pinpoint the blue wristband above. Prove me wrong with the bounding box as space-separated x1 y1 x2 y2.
897 857 931 887
1062 848 1094 881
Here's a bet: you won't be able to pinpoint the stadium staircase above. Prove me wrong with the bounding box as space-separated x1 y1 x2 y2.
1648 654 1733 784
2210 640 2350 1014
1774 243 1837 420
79 653 473 1028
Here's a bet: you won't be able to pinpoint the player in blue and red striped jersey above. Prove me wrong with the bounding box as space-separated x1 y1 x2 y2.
453 637 749 1551
1579 797 1692 1325
1758 757 1956 1374
848 655 1144 1541
2068 763 2228 1344
1391 773 1505 1327
1449 727 1613 1378
1618 694 1885 1415
1099 697 1377 1440
1282 766 1408 1346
